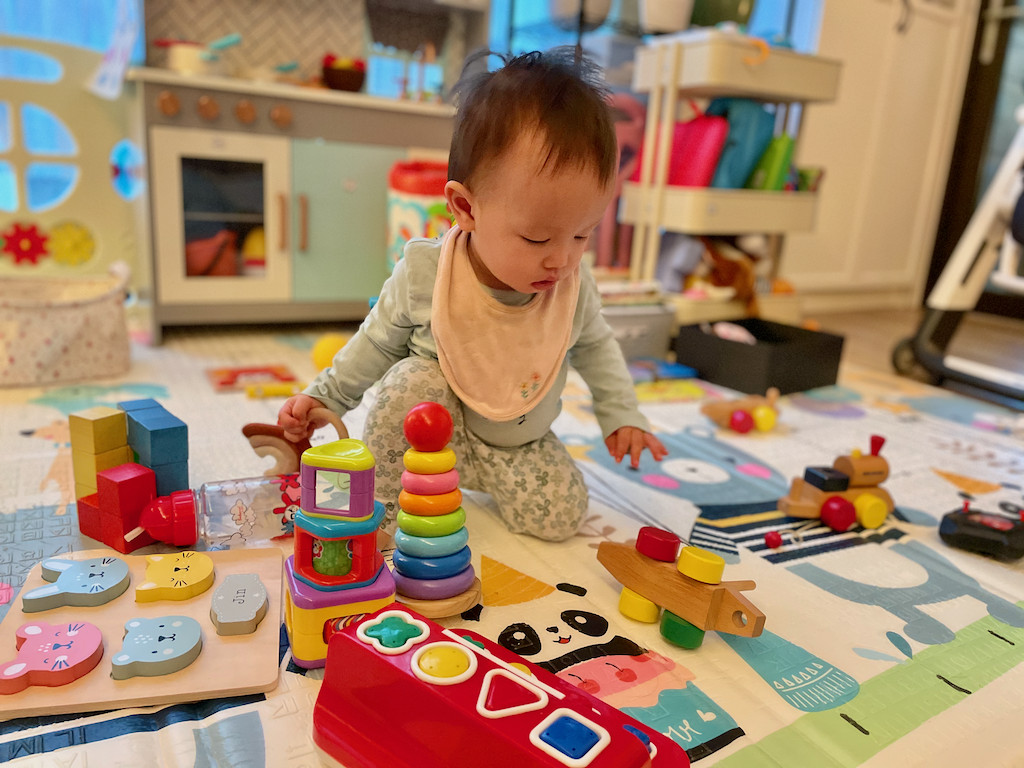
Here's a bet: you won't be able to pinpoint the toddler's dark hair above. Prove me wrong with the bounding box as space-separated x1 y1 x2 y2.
447 47 617 190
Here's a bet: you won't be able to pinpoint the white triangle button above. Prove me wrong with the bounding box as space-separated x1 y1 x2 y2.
476 668 550 719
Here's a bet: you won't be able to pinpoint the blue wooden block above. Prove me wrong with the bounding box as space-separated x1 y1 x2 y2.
117 398 163 413
153 460 189 496
128 411 188 466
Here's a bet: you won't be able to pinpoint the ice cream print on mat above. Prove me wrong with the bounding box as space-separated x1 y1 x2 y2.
470 556 744 760
0 621 104 693
21 556 130 612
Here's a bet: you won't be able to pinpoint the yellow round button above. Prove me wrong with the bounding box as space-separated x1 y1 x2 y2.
618 586 660 623
855 494 888 529
677 546 725 584
417 644 472 678
403 447 457 474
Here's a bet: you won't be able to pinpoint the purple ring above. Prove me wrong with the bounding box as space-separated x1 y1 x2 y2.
393 565 476 600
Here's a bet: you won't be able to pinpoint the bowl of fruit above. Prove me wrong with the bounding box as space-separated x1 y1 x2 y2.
322 54 366 92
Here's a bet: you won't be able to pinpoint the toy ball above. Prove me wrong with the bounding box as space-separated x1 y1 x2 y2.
751 404 777 432
728 409 755 434
312 333 350 371
764 530 783 549
821 496 856 532
403 401 454 452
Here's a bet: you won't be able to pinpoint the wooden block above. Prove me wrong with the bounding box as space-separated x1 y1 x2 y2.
803 466 849 492
597 541 765 638
69 406 127 454
71 444 133 488
211 574 269 636
0 548 283 720
0 620 104 694
97 463 157 515
111 615 203 679
75 481 97 500
152 460 189 496
128 410 188 466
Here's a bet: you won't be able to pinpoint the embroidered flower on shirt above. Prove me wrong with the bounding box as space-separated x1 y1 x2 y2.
520 372 542 399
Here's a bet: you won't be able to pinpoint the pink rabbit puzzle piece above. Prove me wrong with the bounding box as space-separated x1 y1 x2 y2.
0 621 104 694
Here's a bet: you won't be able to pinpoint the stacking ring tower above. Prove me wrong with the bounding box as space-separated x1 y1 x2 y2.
392 402 481 618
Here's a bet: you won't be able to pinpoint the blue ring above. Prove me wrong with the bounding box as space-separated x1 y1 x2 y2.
395 528 469 558
392 546 472 580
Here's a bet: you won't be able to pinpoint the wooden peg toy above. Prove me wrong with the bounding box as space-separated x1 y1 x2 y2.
778 434 894 528
700 387 780 433
597 532 766 650
242 406 348 477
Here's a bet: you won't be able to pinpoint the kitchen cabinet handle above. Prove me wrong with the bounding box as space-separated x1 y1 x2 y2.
299 194 308 252
278 193 288 251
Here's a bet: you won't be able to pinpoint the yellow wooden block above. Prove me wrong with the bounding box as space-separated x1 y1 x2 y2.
69 406 127 454
71 445 133 487
677 546 725 585
76 481 97 500
618 586 661 623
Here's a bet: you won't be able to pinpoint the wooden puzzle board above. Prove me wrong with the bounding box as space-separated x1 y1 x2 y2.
0 547 283 721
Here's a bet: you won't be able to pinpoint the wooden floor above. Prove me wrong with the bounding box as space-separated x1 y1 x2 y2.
811 308 1024 406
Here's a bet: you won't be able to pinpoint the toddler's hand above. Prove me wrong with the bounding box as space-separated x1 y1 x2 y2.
278 394 329 442
605 427 668 469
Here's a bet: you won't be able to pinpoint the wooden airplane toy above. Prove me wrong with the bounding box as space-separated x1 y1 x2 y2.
597 526 766 649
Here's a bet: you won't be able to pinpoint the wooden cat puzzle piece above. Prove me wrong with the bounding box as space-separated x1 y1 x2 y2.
135 551 215 603
210 573 269 636
0 621 104 694
111 616 202 680
21 556 130 613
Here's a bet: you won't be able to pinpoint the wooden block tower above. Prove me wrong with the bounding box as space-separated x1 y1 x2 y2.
392 402 481 618
283 437 395 668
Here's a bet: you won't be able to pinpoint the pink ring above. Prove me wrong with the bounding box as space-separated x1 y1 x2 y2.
401 468 460 495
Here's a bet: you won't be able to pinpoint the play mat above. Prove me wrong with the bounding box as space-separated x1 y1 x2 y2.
1 326 1022 766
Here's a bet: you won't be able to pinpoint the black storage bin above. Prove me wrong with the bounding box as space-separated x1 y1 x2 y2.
674 318 844 395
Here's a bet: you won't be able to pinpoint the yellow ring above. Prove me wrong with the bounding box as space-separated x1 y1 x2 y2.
618 587 660 623
399 488 463 517
403 447 457 474
677 546 725 584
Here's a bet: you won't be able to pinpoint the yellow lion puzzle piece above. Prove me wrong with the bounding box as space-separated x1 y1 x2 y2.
135 551 215 603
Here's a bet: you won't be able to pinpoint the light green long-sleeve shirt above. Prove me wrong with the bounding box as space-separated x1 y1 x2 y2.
304 237 649 447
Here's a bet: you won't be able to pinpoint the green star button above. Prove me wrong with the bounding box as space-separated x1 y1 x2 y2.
364 614 424 649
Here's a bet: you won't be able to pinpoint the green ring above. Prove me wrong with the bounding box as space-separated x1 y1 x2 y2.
660 610 706 649
397 507 466 538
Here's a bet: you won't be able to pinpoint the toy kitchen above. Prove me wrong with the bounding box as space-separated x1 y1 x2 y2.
126 0 470 342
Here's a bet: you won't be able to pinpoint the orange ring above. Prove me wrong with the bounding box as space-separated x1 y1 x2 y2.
399 488 463 517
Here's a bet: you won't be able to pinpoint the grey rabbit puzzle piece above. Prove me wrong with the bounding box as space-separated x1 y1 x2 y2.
210 573 269 636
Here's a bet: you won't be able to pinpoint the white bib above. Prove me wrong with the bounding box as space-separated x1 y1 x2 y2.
431 226 580 422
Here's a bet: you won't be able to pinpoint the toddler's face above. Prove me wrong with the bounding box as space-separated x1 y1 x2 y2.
459 133 613 294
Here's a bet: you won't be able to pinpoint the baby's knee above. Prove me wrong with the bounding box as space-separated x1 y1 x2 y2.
504 481 589 543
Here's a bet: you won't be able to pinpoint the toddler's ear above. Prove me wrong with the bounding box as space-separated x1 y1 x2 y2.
444 180 475 231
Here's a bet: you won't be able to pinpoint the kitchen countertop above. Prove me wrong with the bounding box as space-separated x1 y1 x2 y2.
127 66 455 118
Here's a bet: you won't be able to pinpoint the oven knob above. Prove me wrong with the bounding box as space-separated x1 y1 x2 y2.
197 95 221 121
235 99 257 124
270 105 293 129
157 90 181 117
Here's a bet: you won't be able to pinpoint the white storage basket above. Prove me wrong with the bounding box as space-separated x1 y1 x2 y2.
0 263 131 387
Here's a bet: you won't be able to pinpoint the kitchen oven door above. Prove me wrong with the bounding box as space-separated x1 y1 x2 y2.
150 126 292 307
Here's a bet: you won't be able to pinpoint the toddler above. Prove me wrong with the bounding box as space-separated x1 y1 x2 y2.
279 47 667 541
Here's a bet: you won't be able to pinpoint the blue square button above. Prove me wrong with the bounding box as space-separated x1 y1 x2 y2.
539 715 601 759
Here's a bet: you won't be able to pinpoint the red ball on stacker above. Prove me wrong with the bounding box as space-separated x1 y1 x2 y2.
403 401 454 452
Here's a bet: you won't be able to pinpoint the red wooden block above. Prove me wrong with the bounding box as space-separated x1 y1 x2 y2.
76 493 104 542
96 463 157 553
636 526 681 562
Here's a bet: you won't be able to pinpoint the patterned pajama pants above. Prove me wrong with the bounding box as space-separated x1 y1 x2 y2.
362 356 589 542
